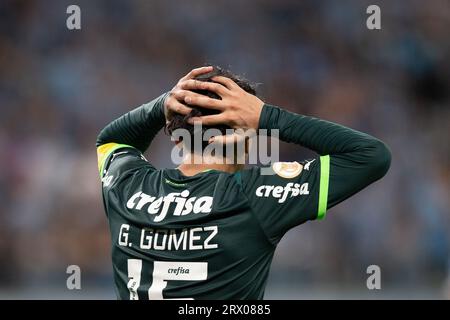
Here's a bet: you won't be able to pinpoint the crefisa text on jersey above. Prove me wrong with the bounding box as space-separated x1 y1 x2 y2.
127 189 212 222
256 182 309 203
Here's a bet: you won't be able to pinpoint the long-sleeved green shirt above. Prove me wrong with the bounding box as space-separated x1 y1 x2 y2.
96 94 391 300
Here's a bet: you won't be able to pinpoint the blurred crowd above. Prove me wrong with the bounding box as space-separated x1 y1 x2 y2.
0 0 449 297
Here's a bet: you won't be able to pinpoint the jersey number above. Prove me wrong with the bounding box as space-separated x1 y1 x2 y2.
127 259 208 300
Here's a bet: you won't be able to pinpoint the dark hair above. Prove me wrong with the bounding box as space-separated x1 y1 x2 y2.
165 66 258 152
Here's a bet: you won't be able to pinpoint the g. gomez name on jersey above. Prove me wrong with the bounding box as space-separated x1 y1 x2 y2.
126 190 212 222
120 190 218 251
117 224 218 251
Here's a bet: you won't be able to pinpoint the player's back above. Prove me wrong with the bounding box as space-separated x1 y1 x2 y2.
105 164 276 300
98 69 391 300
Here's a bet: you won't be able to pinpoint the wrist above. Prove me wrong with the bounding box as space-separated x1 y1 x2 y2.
160 92 171 118
257 104 279 130
248 101 264 130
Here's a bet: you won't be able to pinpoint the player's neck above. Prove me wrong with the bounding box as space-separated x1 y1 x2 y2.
178 153 243 176
178 163 240 176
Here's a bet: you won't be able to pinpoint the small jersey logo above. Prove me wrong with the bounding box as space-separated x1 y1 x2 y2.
272 161 303 179
303 159 316 171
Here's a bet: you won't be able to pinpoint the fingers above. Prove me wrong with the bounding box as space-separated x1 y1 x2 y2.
188 114 228 126
211 76 239 90
180 79 229 97
181 66 213 81
172 88 196 101
184 94 224 110
173 89 224 110
209 133 246 145
166 100 192 116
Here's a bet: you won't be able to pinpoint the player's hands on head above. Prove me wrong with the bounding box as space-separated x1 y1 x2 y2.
164 66 215 122
165 66 265 130
181 75 264 130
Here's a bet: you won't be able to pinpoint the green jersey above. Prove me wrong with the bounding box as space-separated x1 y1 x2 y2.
97 94 391 300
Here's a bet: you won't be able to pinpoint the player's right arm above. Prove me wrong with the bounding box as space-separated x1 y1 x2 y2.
181 76 391 243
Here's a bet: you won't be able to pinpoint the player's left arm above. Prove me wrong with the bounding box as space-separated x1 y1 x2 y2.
96 93 167 178
96 66 215 179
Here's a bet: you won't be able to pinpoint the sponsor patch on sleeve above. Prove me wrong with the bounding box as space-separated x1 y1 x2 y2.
272 161 303 179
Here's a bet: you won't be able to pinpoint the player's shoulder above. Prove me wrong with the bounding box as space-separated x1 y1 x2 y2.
102 145 155 175
100 148 160 192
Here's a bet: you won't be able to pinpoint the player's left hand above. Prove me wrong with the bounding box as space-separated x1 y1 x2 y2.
164 66 215 122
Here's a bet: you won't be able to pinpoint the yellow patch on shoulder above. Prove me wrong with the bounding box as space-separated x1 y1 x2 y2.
97 143 121 174
272 161 303 179
96 143 135 177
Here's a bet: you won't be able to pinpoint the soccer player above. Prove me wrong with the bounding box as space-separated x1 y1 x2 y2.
96 66 391 300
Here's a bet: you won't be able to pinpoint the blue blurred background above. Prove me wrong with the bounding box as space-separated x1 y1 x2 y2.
0 0 449 299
